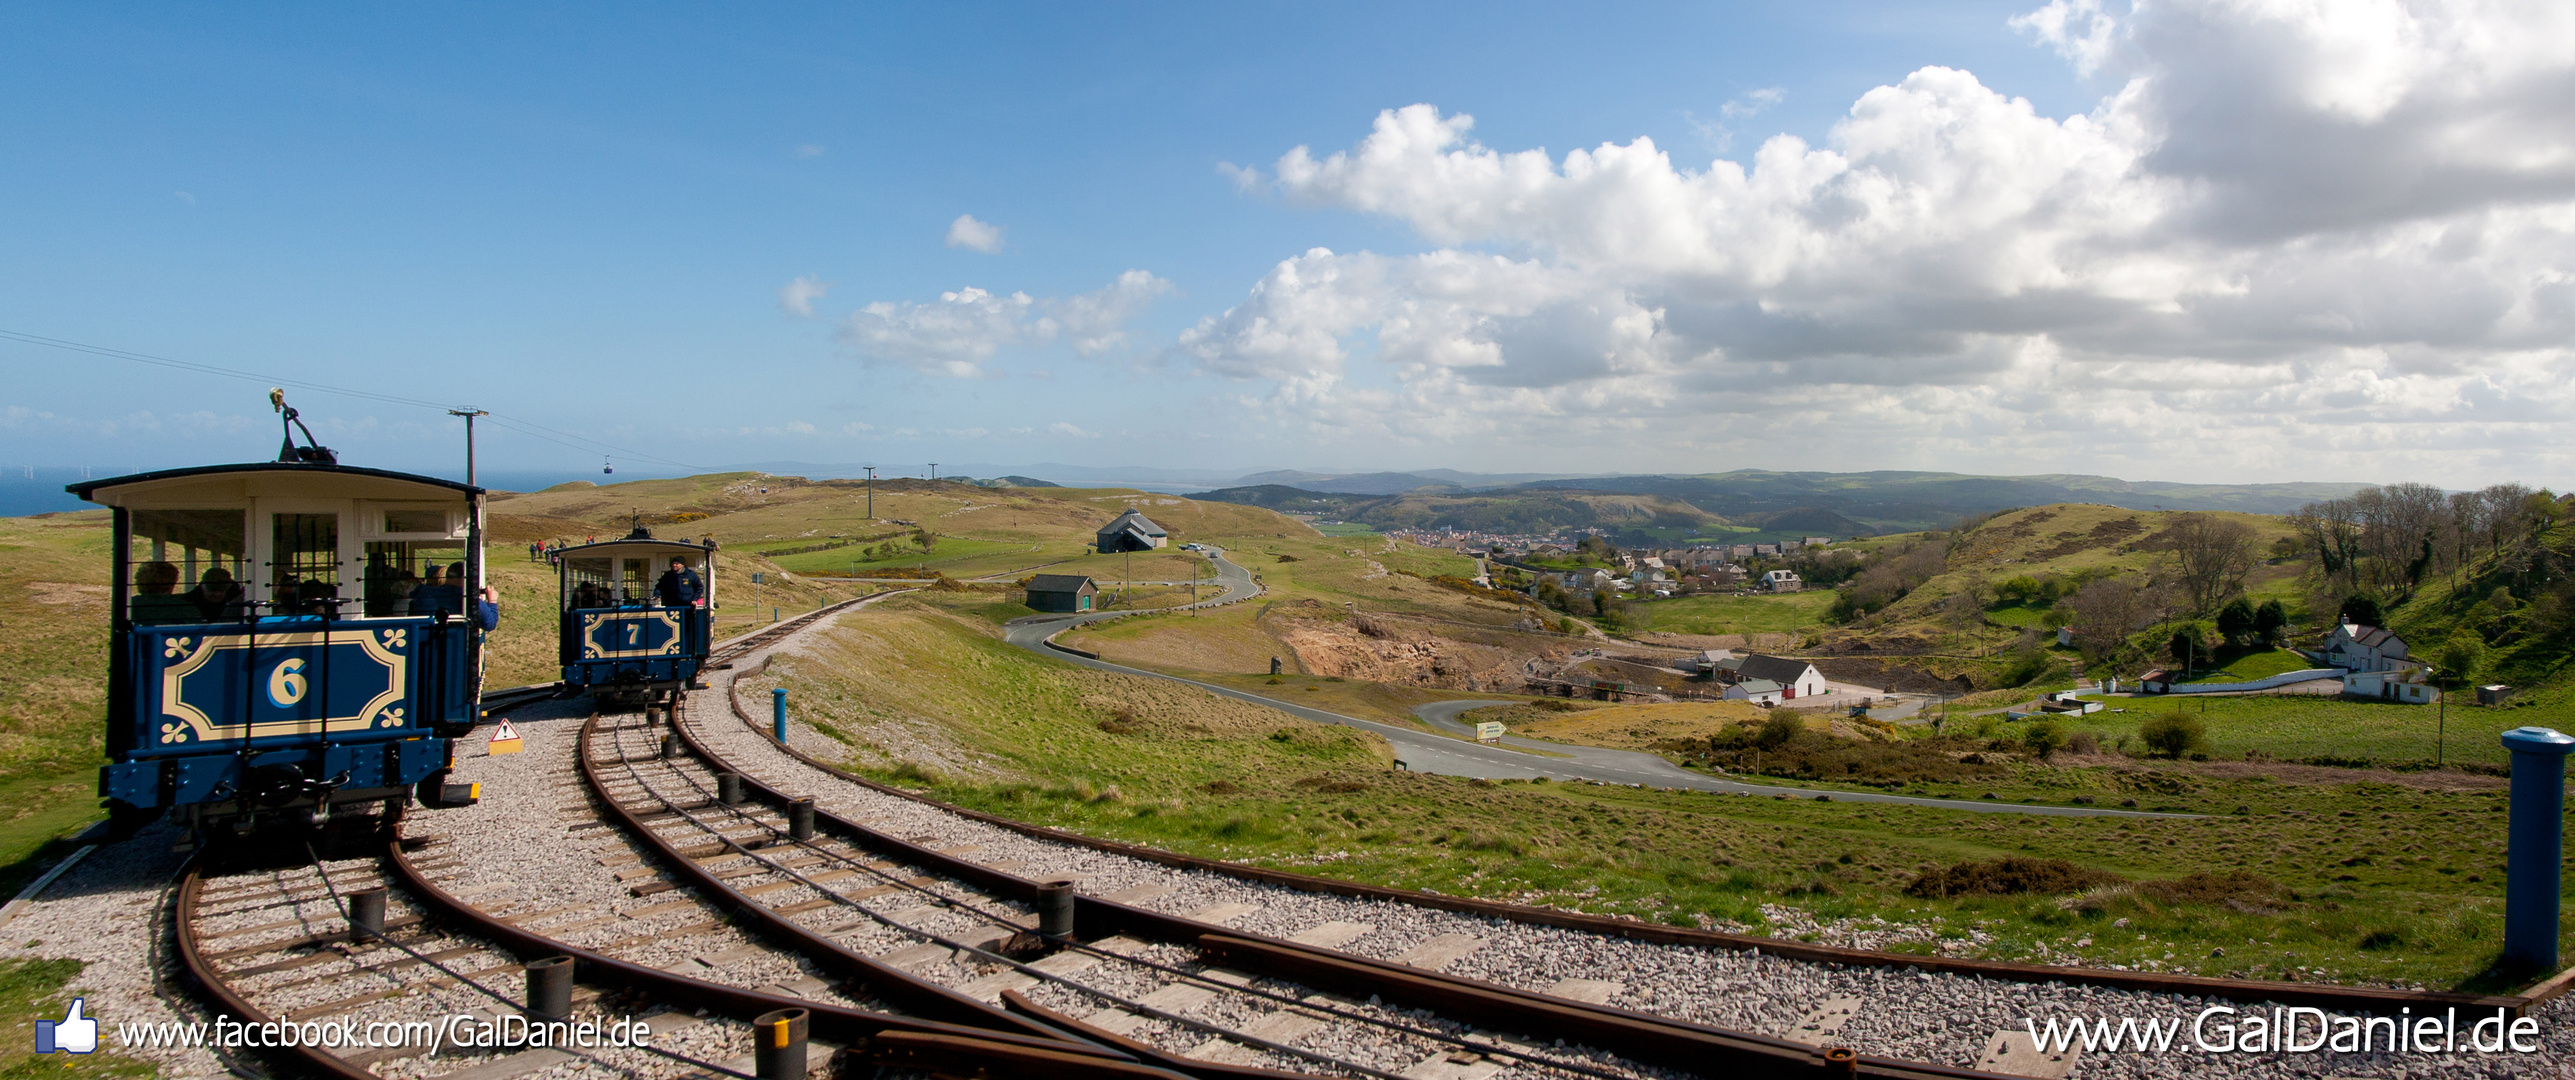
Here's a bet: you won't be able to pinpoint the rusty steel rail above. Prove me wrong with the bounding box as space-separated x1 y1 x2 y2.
174 862 382 1080
716 636 2550 1020
679 674 2015 1079
582 708 1375 1080
381 837 1162 1072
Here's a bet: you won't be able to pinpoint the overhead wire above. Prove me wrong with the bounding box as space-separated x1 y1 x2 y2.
0 328 710 471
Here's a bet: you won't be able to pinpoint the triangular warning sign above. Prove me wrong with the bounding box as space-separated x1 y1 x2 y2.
490 719 522 742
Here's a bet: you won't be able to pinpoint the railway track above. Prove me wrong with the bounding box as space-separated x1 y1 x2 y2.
594 704 1743 1078
641 685 2015 1077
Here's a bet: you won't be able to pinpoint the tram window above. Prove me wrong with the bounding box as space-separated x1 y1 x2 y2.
270 513 340 616
363 540 466 617
619 559 655 606
565 557 614 610
380 507 450 535
128 509 246 623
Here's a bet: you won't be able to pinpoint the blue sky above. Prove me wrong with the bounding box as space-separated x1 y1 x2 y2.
5 2 2571 488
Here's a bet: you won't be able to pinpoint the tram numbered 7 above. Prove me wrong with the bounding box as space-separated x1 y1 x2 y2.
554 528 716 705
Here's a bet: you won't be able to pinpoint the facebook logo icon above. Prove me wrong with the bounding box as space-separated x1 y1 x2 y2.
34 998 96 1054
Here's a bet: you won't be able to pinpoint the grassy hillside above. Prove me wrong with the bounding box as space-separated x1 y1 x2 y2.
769 593 2561 990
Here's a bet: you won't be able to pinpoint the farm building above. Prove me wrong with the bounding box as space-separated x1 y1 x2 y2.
2320 622 2409 672
1024 574 1099 613
1096 509 1169 553
1761 569 1802 593
1725 654 1830 700
1722 678 1786 705
2343 664 2438 704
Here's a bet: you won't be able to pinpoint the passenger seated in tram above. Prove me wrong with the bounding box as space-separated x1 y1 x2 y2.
572 580 608 610
129 562 199 624
185 567 245 620
408 564 461 617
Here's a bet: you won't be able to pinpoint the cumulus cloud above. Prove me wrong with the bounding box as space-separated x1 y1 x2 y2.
945 214 1005 253
1183 0 2575 481
778 275 831 317
838 271 1173 377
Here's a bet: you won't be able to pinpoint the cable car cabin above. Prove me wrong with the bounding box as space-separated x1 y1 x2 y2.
555 530 715 702
70 462 487 843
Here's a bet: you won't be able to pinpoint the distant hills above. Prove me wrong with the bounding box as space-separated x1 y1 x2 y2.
1190 469 2370 540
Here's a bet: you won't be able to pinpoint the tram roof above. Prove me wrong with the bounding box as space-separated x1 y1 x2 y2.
554 535 716 556
68 462 482 505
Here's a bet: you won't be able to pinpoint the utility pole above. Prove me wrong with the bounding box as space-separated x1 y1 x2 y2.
929 463 937 482
446 409 487 485
864 466 877 520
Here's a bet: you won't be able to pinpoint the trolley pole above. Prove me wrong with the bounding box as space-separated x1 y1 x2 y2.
864 466 877 520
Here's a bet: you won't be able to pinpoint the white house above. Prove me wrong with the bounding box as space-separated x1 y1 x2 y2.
1723 678 1786 705
1762 569 1803 593
2343 663 2438 704
1736 654 1830 700
2321 623 2410 672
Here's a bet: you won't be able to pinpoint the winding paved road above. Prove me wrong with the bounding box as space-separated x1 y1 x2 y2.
999 547 2189 819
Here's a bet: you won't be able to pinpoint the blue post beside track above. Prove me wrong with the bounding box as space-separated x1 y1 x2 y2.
2502 725 2575 971
772 687 789 744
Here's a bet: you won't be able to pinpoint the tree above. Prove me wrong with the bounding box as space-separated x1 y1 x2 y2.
2339 594 2384 627
912 527 938 553
2065 576 2149 665
2215 597 2256 646
2139 712 2206 758
2434 629 2487 686
2252 599 2288 643
2167 513 2259 614
2167 623 2205 671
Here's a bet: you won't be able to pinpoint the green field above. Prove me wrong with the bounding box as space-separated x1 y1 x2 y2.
2176 646 2318 685
2048 693 2529 767
767 596 2570 990
1311 522 1383 538
1626 590 1837 636
768 537 1051 578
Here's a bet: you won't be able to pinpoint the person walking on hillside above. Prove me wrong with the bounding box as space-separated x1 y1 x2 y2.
655 557 704 609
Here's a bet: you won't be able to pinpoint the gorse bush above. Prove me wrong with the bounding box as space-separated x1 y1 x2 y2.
2139 712 2207 758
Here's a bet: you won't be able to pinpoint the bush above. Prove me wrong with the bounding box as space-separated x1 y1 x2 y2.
1906 857 2123 898
1756 712 1803 750
2138 712 2207 758
2064 731 2099 756
2022 719 2068 759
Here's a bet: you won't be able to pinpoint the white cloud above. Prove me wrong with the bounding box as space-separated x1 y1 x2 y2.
945 214 1005 253
778 275 832 317
2010 0 2118 76
1049 421 1097 438
1053 270 1175 355
795 143 826 158
837 271 1172 377
840 287 1037 379
1720 86 1787 120
1182 0 2575 482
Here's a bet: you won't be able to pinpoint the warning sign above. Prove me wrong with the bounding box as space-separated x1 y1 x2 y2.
488 718 523 756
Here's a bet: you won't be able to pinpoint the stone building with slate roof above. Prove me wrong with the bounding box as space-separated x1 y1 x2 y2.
1024 574 1099 613
1095 509 1168 553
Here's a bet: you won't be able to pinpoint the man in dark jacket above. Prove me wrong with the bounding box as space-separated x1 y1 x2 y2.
656 557 705 608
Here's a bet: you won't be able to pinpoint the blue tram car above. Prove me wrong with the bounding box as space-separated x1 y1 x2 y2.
552 529 716 702
73 447 485 842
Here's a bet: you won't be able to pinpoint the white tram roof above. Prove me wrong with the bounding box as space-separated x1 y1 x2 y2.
555 533 715 560
69 462 480 509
